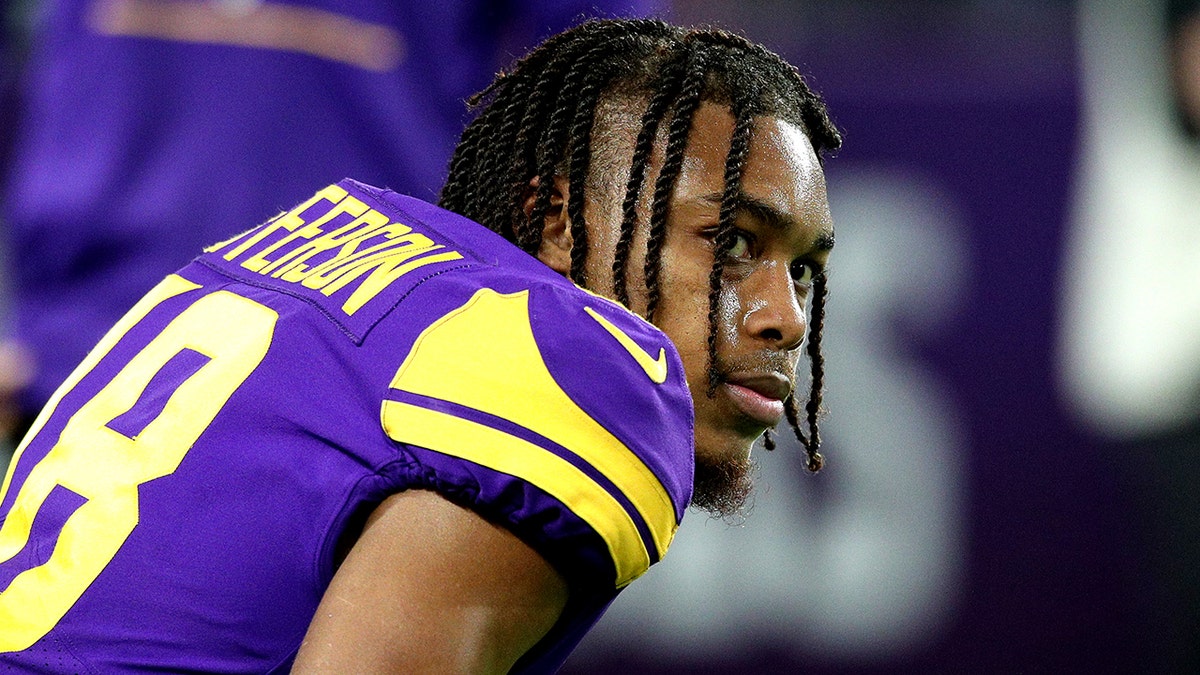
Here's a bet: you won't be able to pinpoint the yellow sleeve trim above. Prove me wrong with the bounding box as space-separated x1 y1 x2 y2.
382 399 649 587
382 287 679 581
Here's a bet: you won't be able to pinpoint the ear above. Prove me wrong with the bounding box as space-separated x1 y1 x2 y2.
523 175 572 275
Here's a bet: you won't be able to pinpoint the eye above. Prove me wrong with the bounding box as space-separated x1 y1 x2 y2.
728 231 752 259
790 260 814 286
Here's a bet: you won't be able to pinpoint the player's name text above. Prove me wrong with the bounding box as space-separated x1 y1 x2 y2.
206 185 463 316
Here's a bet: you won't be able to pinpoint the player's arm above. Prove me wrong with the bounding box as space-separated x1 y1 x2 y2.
291 489 569 673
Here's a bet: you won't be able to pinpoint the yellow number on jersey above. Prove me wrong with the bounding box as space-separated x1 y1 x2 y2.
0 276 277 652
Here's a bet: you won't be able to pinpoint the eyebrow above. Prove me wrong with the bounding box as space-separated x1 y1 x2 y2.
701 191 836 251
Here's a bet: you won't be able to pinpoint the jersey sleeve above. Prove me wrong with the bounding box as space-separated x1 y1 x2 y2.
379 282 694 591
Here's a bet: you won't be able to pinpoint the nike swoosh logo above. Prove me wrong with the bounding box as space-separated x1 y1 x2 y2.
584 306 668 384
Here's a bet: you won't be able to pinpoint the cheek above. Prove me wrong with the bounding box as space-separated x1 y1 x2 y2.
716 284 746 353
656 266 747 389
651 265 708 384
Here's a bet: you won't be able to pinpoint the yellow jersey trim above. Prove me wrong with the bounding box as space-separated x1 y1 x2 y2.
381 287 678 583
382 400 648 587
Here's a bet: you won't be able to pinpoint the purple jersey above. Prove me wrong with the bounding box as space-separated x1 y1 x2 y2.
0 180 694 672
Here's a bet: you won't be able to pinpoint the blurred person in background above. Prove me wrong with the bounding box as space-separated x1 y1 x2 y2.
1060 0 1200 668
0 3 36 439
0 0 662 459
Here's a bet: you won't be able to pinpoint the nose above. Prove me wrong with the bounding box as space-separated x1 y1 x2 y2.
740 263 807 351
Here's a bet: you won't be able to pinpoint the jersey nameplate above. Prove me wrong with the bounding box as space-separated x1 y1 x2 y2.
201 183 466 341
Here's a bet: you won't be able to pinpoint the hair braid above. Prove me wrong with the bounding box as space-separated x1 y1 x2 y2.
783 394 808 450
692 28 842 161
565 37 638 284
524 23 645 258
441 55 548 228
800 273 828 472
442 26 599 248
440 113 488 215
474 77 533 242
612 51 689 306
519 42 597 253
535 23 664 258
762 428 776 451
643 46 708 322
774 275 828 472
705 99 755 396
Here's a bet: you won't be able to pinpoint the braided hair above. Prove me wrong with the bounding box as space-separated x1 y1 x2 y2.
439 19 841 472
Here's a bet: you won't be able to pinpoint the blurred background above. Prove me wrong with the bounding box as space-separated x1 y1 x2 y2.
1 0 1197 672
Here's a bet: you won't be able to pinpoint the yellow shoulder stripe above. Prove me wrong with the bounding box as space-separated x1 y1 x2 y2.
382 288 678 582
382 400 648 587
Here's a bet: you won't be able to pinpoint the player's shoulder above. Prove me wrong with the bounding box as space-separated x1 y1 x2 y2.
520 278 696 498
380 273 695 575
374 231 694 593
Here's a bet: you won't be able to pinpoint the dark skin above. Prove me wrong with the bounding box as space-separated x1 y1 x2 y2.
540 102 835 480
292 490 567 673
292 103 834 671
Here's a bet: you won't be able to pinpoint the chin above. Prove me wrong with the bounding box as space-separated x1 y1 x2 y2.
696 422 760 463
690 431 759 520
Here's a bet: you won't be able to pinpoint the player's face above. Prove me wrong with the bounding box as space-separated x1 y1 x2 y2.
582 102 835 502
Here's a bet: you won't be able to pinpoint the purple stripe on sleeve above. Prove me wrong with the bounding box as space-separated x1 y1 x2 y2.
385 389 661 564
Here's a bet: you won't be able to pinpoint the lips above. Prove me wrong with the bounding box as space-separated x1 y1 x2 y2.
724 371 792 400
721 371 792 427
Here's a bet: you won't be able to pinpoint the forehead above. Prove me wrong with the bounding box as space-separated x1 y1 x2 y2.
677 103 834 241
